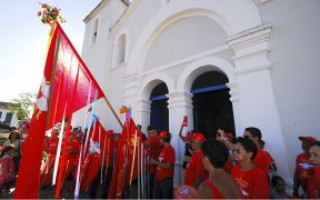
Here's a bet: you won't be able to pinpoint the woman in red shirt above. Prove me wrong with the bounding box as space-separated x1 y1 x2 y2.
198 139 241 199
231 137 270 199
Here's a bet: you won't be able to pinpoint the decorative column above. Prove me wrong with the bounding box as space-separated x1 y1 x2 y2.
167 91 193 187
227 81 244 136
227 25 290 182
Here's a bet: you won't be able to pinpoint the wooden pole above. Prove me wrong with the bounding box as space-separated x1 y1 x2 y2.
103 96 123 128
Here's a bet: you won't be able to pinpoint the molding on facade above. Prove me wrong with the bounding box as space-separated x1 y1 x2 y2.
227 82 240 102
227 25 272 75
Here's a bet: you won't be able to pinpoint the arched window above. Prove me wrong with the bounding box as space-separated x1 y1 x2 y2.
92 18 99 43
114 34 126 65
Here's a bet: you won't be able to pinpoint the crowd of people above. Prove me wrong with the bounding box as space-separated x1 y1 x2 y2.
0 120 319 199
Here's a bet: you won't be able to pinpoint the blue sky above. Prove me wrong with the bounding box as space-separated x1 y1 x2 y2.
0 0 100 102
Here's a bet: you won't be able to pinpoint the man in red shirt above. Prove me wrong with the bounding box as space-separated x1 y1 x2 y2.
184 133 207 188
308 141 320 198
244 127 271 174
144 125 161 198
293 136 317 197
151 130 175 199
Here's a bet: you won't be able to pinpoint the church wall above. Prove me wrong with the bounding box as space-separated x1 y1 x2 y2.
258 0 320 181
144 16 226 70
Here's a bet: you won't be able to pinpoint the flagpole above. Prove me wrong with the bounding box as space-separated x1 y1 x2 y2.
103 96 123 128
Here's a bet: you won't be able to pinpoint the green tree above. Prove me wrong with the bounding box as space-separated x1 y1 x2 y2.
10 93 36 120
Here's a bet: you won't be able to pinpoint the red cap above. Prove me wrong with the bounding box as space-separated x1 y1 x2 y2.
191 133 206 142
159 131 169 139
225 132 234 140
298 136 317 143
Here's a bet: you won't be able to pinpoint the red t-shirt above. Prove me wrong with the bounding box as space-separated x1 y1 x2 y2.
146 136 161 174
185 151 208 187
155 144 175 181
253 149 271 174
307 167 320 199
296 153 314 191
231 164 270 199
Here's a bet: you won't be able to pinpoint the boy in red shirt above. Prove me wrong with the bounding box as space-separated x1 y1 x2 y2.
150 131 175 199
231 137 270 199
293 136 316 197
184 133 207 188
144 125 161 199
308 141 320 198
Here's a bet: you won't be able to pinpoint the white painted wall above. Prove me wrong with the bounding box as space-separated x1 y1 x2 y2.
257 0 320 183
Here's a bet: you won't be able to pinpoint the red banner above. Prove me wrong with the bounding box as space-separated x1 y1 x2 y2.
14 23 106 199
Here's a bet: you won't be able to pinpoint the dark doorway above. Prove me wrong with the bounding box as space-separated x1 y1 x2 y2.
192 70 235 139
150 83 169 132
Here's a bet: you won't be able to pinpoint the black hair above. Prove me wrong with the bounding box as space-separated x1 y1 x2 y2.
245 127 262 140
201 139 229 168
271 175 285 187
161 131 172 143
310 141 320 149
147 125 157 132
137 124 142 129
235 137 258 160
9 130 20 141
0 146 13 158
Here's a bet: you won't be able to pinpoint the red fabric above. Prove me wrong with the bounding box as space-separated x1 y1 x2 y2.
296 153 314 191
40 137 59 187
307 166 320 198
79 120 107 192
253 149 271 174
15 23 106 199
185 151 207 187
182 116 188 127
108 118 138 199
224 160 234 174
231 164 270 199
204 179 225 199
14 24 60 199
146 136 161 174
155 145 175 181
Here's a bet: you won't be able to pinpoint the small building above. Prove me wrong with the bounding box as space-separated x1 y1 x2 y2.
0 101 19 129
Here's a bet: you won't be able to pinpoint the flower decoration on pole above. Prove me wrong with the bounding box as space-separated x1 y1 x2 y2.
38 3 66 25
119 106 130 114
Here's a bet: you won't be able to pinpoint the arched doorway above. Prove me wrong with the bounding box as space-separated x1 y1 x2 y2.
150 83 169 131
192 70 235 139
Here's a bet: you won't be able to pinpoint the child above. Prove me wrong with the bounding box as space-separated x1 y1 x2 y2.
0 146 15 192
270 175 291 199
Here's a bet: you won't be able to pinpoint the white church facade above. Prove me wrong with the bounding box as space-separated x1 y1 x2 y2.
77 0 320 187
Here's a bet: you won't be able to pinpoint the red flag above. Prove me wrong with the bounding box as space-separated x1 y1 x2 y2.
182 116 188 127
15 23 106 199
80 120 107 191
108 118 138 199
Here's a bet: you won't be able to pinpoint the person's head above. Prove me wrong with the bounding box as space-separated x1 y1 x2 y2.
51 127 60 138
147 125 158 138
0 146 14 158
244 127 262 148
271 175 286 193
201 139 229 171
309 141 320 167
190 133 206 152
159 130 171 145
137 124 142 131
233 137 258 163
299 136 317 153
9 130 20 141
